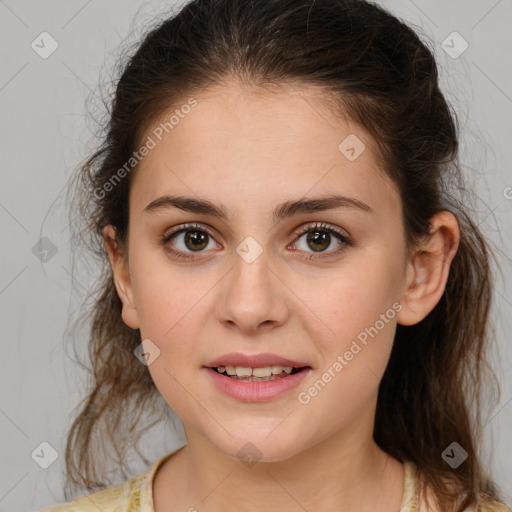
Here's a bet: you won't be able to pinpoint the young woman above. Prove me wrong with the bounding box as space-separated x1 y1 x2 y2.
40 0 511 511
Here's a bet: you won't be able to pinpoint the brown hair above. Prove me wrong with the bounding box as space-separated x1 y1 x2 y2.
62 0 509 510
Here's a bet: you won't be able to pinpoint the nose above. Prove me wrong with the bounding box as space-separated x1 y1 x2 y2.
215 249 289 334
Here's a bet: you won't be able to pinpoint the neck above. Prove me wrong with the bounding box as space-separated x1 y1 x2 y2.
154 412 405 512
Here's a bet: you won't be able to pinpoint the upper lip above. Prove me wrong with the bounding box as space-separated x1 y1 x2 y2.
204 352 311 369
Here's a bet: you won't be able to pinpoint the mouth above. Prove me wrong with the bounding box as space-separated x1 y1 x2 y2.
203 363 313 402
205 365 311 382
202 352 313 400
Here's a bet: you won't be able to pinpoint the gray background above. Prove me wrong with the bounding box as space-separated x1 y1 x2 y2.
0 1 511 511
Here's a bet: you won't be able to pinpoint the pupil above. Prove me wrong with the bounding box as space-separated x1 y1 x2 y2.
308 231 329 252
185 230 208 251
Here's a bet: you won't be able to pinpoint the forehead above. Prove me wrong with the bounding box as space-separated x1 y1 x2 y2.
130 80 400 221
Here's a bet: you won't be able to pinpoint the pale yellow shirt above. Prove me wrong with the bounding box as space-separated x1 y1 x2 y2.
39 447 511 512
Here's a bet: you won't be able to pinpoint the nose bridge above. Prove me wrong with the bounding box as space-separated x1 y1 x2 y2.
216 235 288 331
231 237 274 305
234 239 271 293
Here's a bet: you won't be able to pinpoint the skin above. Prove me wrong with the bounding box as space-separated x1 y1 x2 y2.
103 80 459 512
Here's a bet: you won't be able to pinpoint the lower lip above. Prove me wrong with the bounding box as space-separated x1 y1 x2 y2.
203 367 312 402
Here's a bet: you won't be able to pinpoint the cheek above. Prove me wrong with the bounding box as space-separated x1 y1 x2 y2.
129 255 205 421
310 254 402 337
297 276 399 427
298 251 403 396
128 244 202 335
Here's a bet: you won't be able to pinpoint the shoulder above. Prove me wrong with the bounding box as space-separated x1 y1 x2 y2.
38 480 127 512
402 460 511 512
37 475 140 512
463 498 512 512
37 461 157 512
37 449 181 512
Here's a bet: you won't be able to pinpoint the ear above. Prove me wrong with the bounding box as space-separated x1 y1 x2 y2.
103 225 140 330
397 211 460 326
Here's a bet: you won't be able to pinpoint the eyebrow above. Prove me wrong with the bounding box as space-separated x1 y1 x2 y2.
143 194 374 225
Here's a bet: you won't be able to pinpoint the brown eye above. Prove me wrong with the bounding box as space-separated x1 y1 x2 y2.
183 230 209 251
292 222 353 260
161 223 218 260
161 221 352 262
305 230 331 252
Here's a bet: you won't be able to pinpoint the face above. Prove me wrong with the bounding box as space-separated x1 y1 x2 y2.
106 80 418 462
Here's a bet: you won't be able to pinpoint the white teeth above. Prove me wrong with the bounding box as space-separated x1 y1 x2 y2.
217 365 294 377
224 366 236 375
235 366 252 377
253 367 272 377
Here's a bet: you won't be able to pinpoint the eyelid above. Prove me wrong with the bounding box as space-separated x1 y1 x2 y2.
161 221 351 242
292 221 351 242
161 222 218 244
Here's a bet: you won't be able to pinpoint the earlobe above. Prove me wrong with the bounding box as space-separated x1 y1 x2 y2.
102 225 140 330
397 211 460 326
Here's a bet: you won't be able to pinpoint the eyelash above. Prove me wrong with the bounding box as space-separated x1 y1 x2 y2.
161 221 353 261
